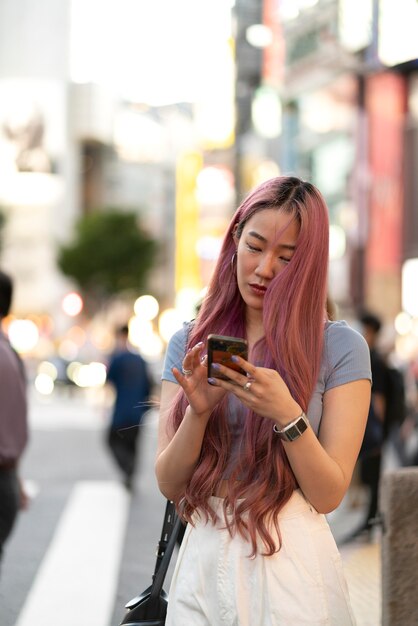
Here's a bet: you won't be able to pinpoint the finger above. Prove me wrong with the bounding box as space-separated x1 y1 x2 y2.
172 366 187 386
191 342 204 364
210 362 247 386
242 379 254 393
185 342 203 367
181 349 192 369
207 374 230 389
181 342 204 375
230 355 257 379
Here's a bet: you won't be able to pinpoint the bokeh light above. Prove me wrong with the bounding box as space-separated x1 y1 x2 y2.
71 362 107 387
37 361 58 380
158 308 184 343
8 319 39 353
402 258 418 316
329 225 347 260
127 316 164 359
62 292 84 317
133 295 159 321
58 339 79 361
394 312 413 336
175 288 201 322
34 373 55 395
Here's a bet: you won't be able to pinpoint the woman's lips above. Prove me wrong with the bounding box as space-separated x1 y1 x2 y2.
249 283 267 296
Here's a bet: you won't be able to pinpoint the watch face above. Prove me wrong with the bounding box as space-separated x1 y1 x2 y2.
284 416 308 441
286 426 299 441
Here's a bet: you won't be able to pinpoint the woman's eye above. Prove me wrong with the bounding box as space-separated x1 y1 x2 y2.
280 257 291 264
246 243 261 253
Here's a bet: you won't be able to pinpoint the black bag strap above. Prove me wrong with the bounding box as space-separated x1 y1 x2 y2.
153 500 177 577
149 500 182 600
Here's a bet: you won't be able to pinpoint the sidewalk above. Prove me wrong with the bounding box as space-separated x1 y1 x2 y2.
328 489 381 626
341 540 381 626
328 444 406 626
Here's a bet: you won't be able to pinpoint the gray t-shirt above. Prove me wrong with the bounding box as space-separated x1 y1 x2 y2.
161 320 371 475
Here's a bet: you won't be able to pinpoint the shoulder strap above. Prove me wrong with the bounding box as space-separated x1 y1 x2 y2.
150 500 182 600
153 500 177 576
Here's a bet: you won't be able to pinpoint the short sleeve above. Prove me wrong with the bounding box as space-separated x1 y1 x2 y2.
161 324 188 383
324 321 372 391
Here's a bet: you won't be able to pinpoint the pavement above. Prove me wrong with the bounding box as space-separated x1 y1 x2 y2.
327 488 382 626
326 441 404 626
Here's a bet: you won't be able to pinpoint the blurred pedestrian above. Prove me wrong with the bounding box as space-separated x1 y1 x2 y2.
357 311 388 536
0 270 29 569
106 325 152 490
156 176 371 625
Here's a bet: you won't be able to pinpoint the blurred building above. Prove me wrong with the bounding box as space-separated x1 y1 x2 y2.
2 0 418 369
0 0 75 326
278 0 418 343
0 0 193 322
232 0 418 363
0 0 236 367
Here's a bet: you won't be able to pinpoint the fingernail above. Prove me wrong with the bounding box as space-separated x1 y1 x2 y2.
212 363 221 369
231 355 239 362
207 378 218 385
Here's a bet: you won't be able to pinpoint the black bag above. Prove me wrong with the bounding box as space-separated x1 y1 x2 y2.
120 500 182 626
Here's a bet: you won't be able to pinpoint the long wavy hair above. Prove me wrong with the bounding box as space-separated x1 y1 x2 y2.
169 176 329 556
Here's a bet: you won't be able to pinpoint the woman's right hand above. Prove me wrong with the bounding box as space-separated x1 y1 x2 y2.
171 342 226 417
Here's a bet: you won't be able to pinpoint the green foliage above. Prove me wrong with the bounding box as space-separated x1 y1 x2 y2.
58 210 158 301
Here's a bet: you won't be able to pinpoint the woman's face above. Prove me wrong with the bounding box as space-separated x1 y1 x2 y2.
234 208 300 317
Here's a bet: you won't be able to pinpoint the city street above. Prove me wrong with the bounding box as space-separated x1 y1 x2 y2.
1 388 381 626
1 2 417 625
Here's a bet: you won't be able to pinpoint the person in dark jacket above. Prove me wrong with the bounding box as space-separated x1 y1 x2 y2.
106 325 152 490
358 311 388 535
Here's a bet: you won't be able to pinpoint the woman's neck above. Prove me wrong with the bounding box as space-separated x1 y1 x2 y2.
245 309 265 348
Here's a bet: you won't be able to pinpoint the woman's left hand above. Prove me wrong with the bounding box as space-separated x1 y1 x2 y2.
209 356 302 427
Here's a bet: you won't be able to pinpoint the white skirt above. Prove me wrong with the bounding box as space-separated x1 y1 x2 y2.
166 490 356 626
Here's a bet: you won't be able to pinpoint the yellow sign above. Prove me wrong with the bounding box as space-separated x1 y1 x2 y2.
175 151 203 292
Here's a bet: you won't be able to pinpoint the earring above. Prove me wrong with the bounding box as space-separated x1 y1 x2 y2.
230 252 237 271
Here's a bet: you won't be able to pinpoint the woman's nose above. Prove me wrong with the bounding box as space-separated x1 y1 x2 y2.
256 253 277 278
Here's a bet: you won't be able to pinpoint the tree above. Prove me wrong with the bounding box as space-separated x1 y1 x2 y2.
58 210 158 310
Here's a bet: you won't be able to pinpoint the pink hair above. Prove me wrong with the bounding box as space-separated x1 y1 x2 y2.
169 176 329 556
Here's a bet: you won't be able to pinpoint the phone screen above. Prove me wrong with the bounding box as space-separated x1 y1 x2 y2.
207 334 248 380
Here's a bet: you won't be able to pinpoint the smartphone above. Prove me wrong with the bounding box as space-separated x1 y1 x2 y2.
207 334 248 380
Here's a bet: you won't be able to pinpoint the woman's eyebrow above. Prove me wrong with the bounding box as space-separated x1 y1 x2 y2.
247 230 266 242
247 230 296 251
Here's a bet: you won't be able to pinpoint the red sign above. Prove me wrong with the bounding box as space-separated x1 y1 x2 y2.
365 72 407 273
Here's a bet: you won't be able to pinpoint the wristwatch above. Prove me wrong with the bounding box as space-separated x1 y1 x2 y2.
273 412 309 442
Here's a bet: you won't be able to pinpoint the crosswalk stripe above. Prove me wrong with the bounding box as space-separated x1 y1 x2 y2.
29 402 105 430
15 481 129 626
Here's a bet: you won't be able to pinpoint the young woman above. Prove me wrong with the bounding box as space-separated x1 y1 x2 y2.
156 176 371 625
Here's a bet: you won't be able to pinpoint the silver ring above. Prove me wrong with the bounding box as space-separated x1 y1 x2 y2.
243 380 252 391
182 367 193 377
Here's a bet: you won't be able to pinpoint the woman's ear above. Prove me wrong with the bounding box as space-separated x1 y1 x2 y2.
232 225 239 245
